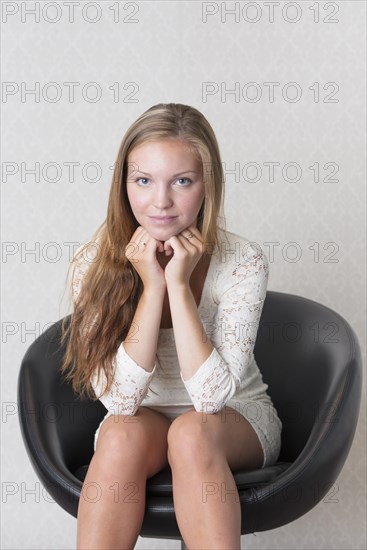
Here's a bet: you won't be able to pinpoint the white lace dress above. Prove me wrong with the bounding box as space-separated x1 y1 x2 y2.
72 228 282 468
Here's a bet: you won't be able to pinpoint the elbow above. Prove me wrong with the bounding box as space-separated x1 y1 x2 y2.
191 379 239 415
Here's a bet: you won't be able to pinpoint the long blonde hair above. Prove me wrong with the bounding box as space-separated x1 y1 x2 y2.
59 103 226 400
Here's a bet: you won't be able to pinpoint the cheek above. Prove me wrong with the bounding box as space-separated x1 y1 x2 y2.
180 199 202 222
193 187 205 209
188 184 204 202
127 187 144 211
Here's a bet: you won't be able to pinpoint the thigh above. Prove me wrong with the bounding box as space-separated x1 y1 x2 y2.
170 405 264 472
215 405 264 471
96 406 172 478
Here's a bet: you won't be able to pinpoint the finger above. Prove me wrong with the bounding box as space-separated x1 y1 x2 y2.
190 225 203 240
163 243 173 255
186 223 199 233
181 226 201 242
126 227 143 256
153 239 164 253
131 226 145 244
136 232 147 251
164 236 180 253
162 240 173 254
180 233 195 244
136 228 154 248
176 234 195 252
133 225 144 236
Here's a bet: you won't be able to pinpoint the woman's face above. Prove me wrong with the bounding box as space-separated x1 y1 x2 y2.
126 139 205 241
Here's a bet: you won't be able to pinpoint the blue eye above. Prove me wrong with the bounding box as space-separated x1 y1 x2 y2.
176 178 192 186
135 177 192 186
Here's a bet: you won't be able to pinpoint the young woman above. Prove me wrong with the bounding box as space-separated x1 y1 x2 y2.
60 103 282 550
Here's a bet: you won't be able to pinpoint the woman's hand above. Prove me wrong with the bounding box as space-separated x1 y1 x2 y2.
125 226 167 292
163 224 204 288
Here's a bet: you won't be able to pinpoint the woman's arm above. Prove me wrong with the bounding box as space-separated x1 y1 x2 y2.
90 288 165 416
168 243 269 414
71 248 163 415
123 287 165 372
167 284 214 380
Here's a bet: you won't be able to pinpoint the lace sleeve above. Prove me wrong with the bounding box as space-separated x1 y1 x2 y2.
90 345 157 415
71 244 157 415
180 243 269 414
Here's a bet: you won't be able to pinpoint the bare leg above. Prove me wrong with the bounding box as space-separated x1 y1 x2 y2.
167 406 264 550
172 453 241 549
77 407 171 550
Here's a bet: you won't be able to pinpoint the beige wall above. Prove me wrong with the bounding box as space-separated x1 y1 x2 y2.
2 1 365 548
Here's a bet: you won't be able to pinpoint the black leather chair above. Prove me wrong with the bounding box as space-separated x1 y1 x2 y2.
18 291 362 548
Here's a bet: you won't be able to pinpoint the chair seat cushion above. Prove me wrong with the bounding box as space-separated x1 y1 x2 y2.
74 461 291 495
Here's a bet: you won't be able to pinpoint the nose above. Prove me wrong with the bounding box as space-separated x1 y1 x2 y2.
153 183 174 211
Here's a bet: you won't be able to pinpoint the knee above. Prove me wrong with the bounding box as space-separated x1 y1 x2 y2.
97 414 149 462
167 414 218 470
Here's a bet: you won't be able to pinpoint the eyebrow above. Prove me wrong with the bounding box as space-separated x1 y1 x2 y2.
130 169 199 178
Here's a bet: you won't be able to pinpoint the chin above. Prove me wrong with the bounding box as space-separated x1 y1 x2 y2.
147 224 181 236
140 218 197 240
152 229 180 241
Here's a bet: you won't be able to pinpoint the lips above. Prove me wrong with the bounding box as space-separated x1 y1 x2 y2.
150 216 177 220
149 216 178 225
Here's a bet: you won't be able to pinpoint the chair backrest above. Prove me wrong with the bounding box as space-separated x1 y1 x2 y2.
18 316 106 475
254 291 361 463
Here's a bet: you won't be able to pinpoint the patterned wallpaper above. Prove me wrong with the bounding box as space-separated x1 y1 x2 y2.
2 1 365 548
